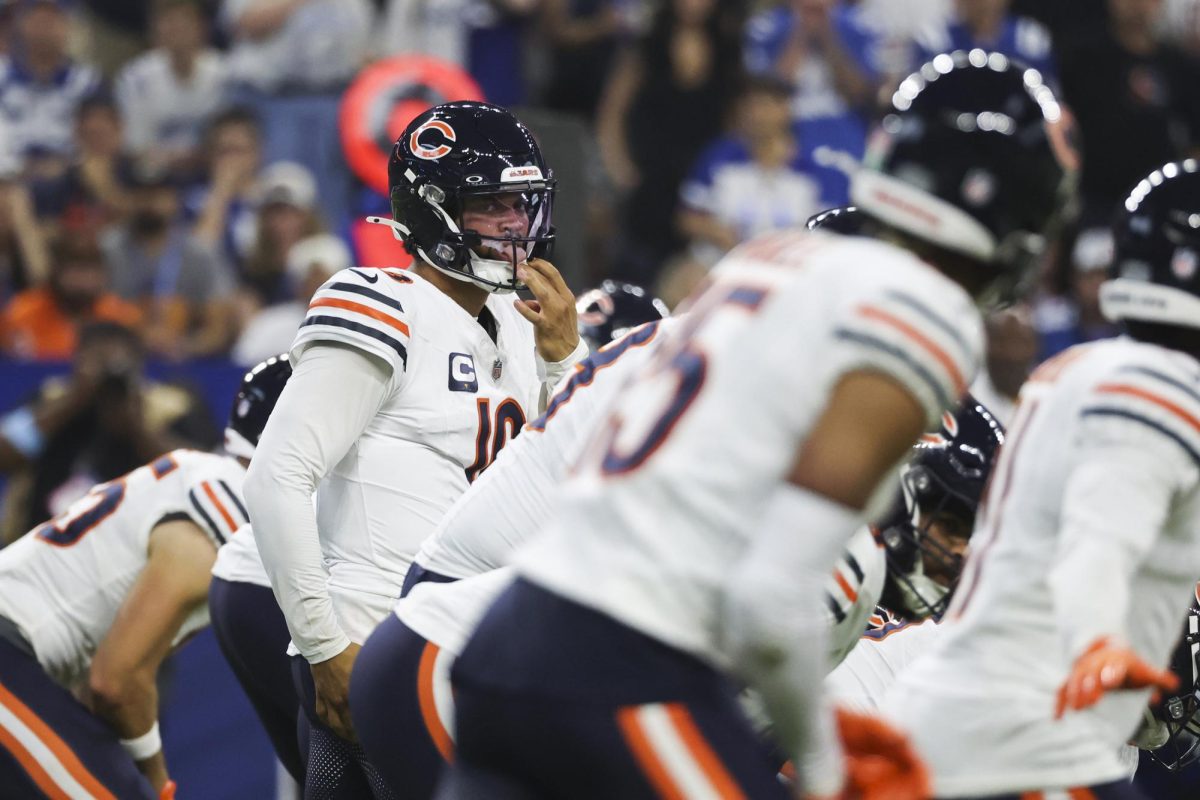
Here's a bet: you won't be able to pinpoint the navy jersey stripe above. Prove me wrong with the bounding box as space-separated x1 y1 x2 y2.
826 593 846 624
833 328 952 410
326 282 405 315
188 489 226 545
884 290 965 353
844 552 864 583
217 479 249 524
1080 407 1200 467
301 316 409 366
1116 366 1200 408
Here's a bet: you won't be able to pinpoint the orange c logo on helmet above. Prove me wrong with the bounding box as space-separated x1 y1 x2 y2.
409 119 457 160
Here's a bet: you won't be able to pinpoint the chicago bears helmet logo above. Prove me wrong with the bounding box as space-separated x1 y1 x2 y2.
409 119 457 160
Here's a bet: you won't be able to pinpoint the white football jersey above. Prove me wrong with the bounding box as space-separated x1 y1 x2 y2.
826 615 940 714
517 230 983 669
414 319 669 579
825 528 888 666
211 522 269 586
885 337 1200 795
0 450 247 688
291 267 541 641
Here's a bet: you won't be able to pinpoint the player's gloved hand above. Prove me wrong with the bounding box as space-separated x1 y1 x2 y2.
835 707 931 800
159 779 177 800
515 258 580 363
310 642 362 741
1055 637 1178 718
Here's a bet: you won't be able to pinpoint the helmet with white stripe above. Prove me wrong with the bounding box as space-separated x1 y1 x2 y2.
225 354 291 460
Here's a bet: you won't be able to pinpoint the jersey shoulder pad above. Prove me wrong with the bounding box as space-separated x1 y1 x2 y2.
178 454 249 547
831 263 982 423
293 267 412 372
1078 348 1200 467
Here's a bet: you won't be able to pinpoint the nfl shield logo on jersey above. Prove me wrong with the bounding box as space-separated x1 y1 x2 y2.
492 359 503 381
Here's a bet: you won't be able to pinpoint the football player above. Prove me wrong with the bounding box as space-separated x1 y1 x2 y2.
244 101 588 796
350 282 670 798
0 355 288 799
444 51 1072 800
884 159 1200 799
205 356 304 781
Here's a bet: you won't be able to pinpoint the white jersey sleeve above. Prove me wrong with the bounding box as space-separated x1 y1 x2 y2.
292 267 412 377
824 527 888 666
1054 359 1200 658
826 618 941 713
245 343 390 663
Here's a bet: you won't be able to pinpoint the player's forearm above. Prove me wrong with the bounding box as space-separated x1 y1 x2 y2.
87 666 159 741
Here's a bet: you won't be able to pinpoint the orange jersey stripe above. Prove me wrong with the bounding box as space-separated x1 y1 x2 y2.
0 723 69 800
1018 792 1044 800
416 642 454 763
309 297 411 338
202 482 237 533
858 305 966 396
1095 383 1200 435
664 704 747 800
616 707 686 800
833 570 858 604
1067 788 1097 800
0 680 116 800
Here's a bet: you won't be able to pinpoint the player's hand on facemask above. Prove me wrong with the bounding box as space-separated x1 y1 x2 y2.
310 642 362 741
515 258 580 363
834 707 931 800
1055 637 1178 718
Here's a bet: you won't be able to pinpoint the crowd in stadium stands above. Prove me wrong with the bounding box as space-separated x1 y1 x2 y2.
0 0 1194 385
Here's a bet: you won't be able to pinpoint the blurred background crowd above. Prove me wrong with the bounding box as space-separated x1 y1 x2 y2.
0 0 1199 538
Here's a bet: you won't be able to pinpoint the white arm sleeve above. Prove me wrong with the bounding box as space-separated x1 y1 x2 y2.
1050 444 1184 659
244 343 391 663
720 484 863 797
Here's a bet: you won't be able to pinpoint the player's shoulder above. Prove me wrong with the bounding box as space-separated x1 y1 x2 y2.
296 266 415 369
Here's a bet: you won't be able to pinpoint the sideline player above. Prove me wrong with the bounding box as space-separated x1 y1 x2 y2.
245 101 587 796
0 356 287 799
206 356 304 781
445 52 1073 799
884 159 1200 799
351 282 670 798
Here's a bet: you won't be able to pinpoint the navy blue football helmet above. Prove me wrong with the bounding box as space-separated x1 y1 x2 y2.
1141 588 1200 771
225 354 292 459
1101 160 1200 333
806 206 864 235
368 101 556 294
852 50 1074 299
878 396 1005 620
575 281 670 353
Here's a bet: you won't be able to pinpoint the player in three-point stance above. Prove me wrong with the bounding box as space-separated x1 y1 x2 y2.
245 101 587 796
0 355 288 799
884 159 1200 800
443 51 1073 800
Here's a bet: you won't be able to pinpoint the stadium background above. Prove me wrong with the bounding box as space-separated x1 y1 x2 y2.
0 0 1198 796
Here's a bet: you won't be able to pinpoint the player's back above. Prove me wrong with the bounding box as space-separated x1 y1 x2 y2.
890 336 1200 791
295 267 540 602
517 229 983 668
0 449 247 687
414 319 669 579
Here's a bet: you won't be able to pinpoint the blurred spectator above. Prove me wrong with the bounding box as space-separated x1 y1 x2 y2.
376 0 540 107
101 164 237 360
653 249 709 309
1058 0 1200 219
0 120 50 292
0 321 217 541
33 95 133 229
239 160 323 306
677 75 834 263
1011 0 1107 52
231 231 349 366
597 0 745 279
0 0 100 178
1033 226 1119 359
190 106 262 269
1161 0 1200 52
115 0 228 181
913 0 1057 82
972 305 1038 426
77 0 150 77
541 0 642 118
221 0 372 229
1 231 140 359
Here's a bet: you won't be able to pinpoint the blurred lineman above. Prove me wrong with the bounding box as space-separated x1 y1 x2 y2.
0 355 289 799
245 101 586 796
885 161 1200 800
445 51 1072 800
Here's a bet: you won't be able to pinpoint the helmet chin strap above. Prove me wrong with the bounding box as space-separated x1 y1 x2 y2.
365 215 522 295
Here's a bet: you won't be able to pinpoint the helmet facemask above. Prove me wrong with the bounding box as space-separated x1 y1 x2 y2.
1145 611 1200 772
